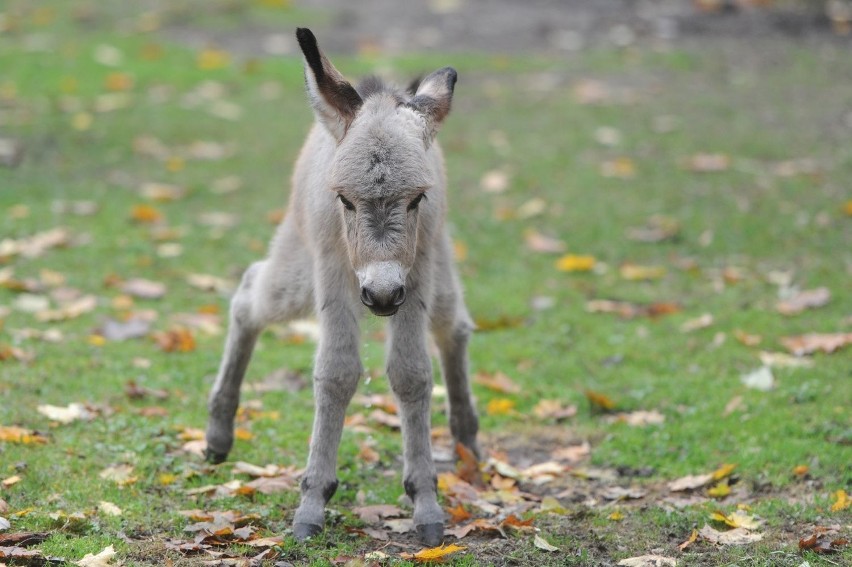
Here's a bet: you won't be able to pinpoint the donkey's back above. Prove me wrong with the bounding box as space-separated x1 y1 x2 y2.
205 28 479 547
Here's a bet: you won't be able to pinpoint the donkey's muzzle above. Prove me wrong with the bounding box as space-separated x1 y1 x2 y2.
361 285 405 316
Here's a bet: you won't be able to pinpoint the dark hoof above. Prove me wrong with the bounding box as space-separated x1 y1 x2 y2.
205 448 228 464
293 522 323 541
416 523 444 547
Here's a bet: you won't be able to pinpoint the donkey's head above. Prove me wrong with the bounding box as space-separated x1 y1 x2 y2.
296 28 457 316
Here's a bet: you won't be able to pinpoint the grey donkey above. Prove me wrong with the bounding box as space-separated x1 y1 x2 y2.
204 28 480 547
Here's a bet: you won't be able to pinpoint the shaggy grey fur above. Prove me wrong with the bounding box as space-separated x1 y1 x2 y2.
205 28 478 547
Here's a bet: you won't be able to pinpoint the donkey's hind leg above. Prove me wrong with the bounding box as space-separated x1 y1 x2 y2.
431 247 479 458
205 223 313 463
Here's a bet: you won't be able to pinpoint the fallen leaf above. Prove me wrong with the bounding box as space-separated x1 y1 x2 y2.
197 47 230 70
799 526 849 554
354 505 403 525
0 531 49 546
555 254 596 272
830 489 850 512
486 398 516 416
678 529 698 551
668 474 713 492
367 409 401 429
402 543 466 562
600 157 636 179
37 403 93 424
711 464 737 481
480 170 509 193
74 544 117 566
474 371 521 394
533 399 578 421
551 442 591 462
97 502 122 516
99 318 152 341
781 333 852 356
777 287 830 315
608 410 665 426
474 314 524 331
740 367 774 391
680 313 713 333
151 328 196 353
186 273 233 294
384 518 413 534
585 390 617 412
586 299 681 319
1 476 21 488
618 555 677 566
710 509 763 530
99 464 137 486
445 504 471 524
36 294 98 323
698 524 763 545
139 182 185 202
620 264 666 281
0 426 48 444
686 153 730 172
533 533 559 551
121 278 166 299
129 204 163 223
524 229 565 253
626 216 680 243
245 474 297 495
0 546 46 560
758 351 813 368
707 481 731 498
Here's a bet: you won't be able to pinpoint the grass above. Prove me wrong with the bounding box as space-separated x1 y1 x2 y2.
1 1 851 565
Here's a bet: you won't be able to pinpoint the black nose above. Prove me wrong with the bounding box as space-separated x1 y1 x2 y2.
360 285 406 315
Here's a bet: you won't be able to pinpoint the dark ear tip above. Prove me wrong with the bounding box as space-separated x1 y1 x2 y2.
443 67 458 91
296 27 317 49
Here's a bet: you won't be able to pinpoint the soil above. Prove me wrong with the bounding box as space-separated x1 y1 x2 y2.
164 0 851 58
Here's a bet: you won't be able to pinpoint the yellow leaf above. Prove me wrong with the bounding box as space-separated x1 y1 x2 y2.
412 543 466 562
707 480 731 498
158 473 177 486
831 489 850 512
609 511 624 521
584 390 616 411
600 156 636 179
71 112 93 131
453 240 467 262
711 463 736 481
792 465 809 477
88 334 106 347
619 263 666 281
197 48 230 70
104 72 133 92
486 398 515 416
844 200 852 216
0 426 48 445
555 254 596 272
678 529 698 551
130 204 163 223
2 475 22 487
710 509 763 530
234 428 253 441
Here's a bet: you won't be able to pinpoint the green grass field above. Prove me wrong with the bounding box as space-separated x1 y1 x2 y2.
1 1 850 565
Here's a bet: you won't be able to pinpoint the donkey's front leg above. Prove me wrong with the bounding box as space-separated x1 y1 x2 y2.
292 304 362 540
387 310 444 546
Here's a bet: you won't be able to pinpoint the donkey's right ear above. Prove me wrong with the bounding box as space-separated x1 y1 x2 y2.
407 67 457 144
296 28 363 142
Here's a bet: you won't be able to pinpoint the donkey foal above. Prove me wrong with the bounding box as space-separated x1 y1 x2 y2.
204 28 479 546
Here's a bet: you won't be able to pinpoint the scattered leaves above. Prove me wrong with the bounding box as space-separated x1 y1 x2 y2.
777 287 831 315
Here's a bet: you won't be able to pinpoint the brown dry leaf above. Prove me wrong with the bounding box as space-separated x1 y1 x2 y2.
734 329 762 346
799 526 849 554
626 216 681 243
668 473 713 492
523 229 566 254
36 294 98 323
353 504 403 525
608 410 665 426
620 263 666 281
698 524 763 545
586 299 681 319
686 153 730 172
0 426 48 445
585 390 617 412
152 328 196 353
0 546 47 561
551 442 591 463
777 287 831 315
617 555 676 566
245 474 297 495
121 278 166 299
680 313 713 333
357 442 380 464
2 475 21 488
368 409 401 429
474 371 521 394
0 227 71 260
99 464 137 486
780 333 852 356
445 518 504 539
533 399 577 421
445 504 471 524
139 182 185 201
186 273 233 294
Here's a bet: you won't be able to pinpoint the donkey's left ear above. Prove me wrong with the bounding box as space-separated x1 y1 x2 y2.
296 28 363 142
407 67 457 142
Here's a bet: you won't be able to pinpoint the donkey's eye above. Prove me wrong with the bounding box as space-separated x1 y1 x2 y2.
338 195 356 211
407 193 425 212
